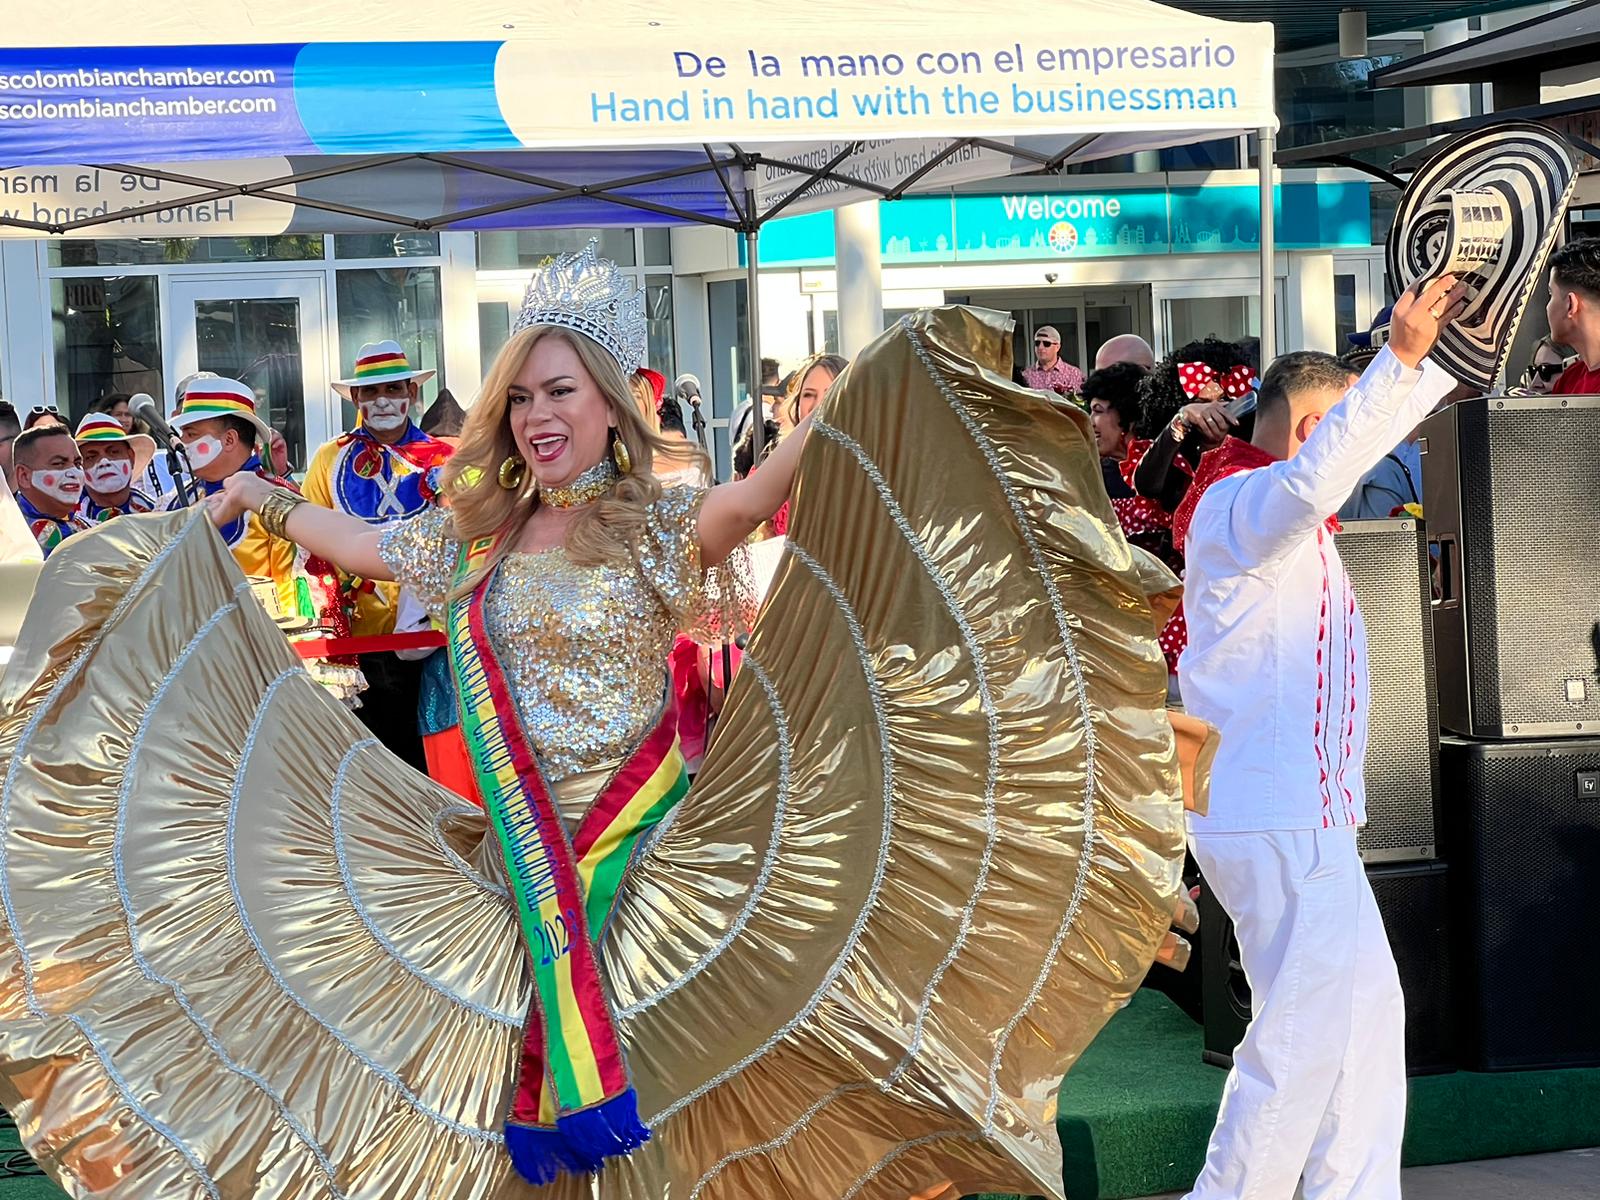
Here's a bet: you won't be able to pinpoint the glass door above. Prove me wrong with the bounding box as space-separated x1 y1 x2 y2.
169 276 330 474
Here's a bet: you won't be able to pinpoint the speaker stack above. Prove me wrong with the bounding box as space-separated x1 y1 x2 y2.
1419 394 1600 1071
1201 517 1456 1075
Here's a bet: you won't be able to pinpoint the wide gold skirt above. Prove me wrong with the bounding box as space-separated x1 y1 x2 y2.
0 307 1189 1199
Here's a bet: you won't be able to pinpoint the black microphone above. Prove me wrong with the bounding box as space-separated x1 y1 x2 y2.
129 394 179 448
674 373 701 404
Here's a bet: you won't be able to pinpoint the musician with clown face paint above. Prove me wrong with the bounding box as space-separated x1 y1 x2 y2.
302 340 454 769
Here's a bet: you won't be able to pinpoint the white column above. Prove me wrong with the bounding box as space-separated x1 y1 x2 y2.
1423 20 1473 125
1286 252 1336 354
1259 127 1276 368
833 200 884 357
438 231 481 406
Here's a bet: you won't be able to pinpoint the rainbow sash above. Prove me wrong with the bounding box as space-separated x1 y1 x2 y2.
448 536 689 1184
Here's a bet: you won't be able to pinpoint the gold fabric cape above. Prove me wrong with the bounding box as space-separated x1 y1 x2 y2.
0 306 1191 1199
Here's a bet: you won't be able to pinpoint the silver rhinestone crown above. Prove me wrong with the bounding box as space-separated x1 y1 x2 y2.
511 239 647 375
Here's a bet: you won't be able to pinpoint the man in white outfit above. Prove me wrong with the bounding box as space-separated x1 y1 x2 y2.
1173 274 1468 1200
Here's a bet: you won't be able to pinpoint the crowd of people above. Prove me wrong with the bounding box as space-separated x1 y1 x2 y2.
0 211 1595 1199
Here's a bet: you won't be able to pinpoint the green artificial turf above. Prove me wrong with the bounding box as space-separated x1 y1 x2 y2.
7 993 1600 1199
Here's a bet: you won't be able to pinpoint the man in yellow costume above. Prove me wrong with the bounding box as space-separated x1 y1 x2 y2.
303 340 452 768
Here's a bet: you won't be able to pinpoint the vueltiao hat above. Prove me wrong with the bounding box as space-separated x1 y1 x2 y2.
74 412 156 477
332 340 436 399
1382 121 1578 390
170 376 274 450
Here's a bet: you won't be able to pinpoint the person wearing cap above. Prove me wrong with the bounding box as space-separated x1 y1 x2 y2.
163 376 302 613
1021 325 1085 396
74 413 157 522
11 425 92 557
304 342 453 771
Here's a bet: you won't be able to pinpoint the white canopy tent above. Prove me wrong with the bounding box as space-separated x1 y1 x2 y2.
0 0 1280 404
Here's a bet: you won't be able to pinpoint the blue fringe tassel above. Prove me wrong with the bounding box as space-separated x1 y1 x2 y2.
506 1089 652 1185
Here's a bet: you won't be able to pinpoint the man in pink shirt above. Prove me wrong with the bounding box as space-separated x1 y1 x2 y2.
1021 325 1084 395
1174 274 1468 1200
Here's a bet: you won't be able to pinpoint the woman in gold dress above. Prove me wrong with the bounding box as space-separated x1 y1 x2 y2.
0 244 1191 1200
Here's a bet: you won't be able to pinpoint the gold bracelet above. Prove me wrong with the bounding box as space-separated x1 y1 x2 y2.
257 487 307 541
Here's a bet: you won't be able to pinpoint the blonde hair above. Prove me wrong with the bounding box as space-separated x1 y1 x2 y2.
443 326 708 595
628 374 662 431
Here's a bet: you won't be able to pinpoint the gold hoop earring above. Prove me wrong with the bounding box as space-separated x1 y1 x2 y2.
498 454 526 490
611 435 632 474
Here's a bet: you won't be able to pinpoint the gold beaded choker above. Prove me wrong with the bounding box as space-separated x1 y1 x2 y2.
539 458 620 508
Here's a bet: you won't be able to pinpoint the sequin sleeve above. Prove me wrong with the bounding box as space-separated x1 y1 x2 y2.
637 485 758 644
376 506 459 621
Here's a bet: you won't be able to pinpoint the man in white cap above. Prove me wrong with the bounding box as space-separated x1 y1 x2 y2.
1022 325 1084 396
163 376 303 614
304 340 453 769
74 413 157 521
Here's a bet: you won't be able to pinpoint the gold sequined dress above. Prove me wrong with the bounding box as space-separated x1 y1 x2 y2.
0 307 1189 1200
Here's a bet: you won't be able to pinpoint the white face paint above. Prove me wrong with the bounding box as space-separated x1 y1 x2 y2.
87 458 133 492
34 467 84 505
359 396 410 433
185 435 225 470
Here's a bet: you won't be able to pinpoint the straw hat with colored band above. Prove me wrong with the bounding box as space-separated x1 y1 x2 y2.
332 340 436 400
1383 121 1578 391
170 376 274 450
74 412 156 477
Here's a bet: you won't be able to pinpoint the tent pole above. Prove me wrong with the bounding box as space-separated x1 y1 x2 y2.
745 168 766 464
1259 125 1277 371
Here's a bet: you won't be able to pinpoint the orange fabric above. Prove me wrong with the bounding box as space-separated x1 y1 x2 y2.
424 728 482 806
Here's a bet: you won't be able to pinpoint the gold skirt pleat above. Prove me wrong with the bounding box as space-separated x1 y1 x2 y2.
0 306 1189 1200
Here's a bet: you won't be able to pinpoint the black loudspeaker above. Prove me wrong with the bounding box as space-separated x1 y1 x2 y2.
1336 519 1441 861
1441 735 1600 1070
1419 397 1600 738
1200 860 1455 1075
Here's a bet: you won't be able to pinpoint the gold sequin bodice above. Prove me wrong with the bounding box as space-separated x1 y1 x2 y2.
378 486 752 783
482 548 677 782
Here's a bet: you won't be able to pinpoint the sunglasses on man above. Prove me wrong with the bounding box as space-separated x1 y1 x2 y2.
1034 337 1057 346
1525 361 1567 382
28 405 59 417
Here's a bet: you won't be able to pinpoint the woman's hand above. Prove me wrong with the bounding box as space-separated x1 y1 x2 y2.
1175 401 1238 447
205 471 272 529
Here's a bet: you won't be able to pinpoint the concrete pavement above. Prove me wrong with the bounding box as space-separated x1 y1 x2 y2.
1140 1148 1599 1199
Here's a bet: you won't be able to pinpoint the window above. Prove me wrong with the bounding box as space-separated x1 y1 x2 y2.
645 274 676 384
479 302 512 375
707 278 749 480
1164 295 1258 352
477 229 636 270
51 275 162 423
1335 273 1359 353
643 228 672 267
50 236 325 268
334 266 444 428
334 233 441 259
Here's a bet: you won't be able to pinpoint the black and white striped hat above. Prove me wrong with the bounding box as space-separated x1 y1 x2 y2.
1384 121 1578 391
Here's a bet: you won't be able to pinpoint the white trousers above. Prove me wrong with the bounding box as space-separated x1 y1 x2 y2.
1184 827 1406 1200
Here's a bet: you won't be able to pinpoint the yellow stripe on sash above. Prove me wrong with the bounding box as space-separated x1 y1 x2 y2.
576 746 686 899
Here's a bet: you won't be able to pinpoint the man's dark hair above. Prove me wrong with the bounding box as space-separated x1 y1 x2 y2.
1550 237 1600 300
1256 351 1358 418
1081 362 1146 434
218 414 260 448
0 401 18 439
760 357 779 384
658 397 687 437
1137 337 1247 437
13 425 73 467
733 418 779 478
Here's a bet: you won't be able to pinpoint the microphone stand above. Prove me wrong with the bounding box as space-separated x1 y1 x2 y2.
165 441 198 508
